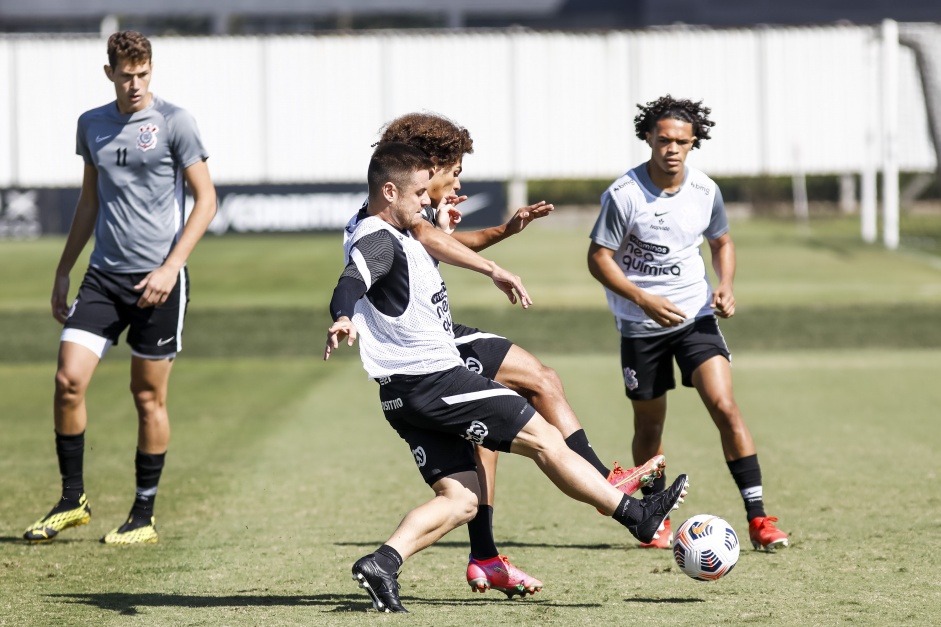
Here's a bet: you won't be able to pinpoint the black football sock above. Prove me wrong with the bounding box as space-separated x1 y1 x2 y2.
130 450 165 519
564 430 610 477
611 494 645 527
374 544 404 573
640 473 669 522
467 505 499 561
727 454 766 521
640 473 666 497
55 431 85 503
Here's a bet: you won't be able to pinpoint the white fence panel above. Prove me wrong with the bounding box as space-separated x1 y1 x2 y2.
265 35 385 183
2 26 936 187
0 39 12 187
154 37 267 185
12 38 102 187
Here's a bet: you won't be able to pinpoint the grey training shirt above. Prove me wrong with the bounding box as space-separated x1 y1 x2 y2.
76 95 209 273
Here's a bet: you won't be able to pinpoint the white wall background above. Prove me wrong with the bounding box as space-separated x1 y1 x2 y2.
0 25 935 188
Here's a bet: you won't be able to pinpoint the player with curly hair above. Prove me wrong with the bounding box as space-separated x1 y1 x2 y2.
354 112 667 596
587 95 789 552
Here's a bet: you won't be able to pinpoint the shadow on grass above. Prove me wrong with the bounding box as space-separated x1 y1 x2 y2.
0 536 87 544
335 540 617 551
50 592 601 614
625 597 705 604
51 592 373 613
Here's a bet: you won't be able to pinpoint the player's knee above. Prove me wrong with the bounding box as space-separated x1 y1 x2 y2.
709 396 740 423
633 417 665 441
130 385 166 415
525 363 564 400
444 485 479 525
54 369 87 405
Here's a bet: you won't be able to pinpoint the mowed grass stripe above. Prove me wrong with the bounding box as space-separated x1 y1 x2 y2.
3 303 941 363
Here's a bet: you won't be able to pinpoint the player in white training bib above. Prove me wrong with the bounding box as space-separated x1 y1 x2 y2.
325 142 690 613
588 95 789 552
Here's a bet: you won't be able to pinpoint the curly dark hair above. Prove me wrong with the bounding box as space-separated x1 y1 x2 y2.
634 95 714 149
376 112 474 166
107 31 152 69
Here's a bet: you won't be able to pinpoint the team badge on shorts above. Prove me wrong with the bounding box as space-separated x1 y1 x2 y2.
411 446 427 468
136 124 159 152
465 357 483 374
464 420 489 445
623 366 639 391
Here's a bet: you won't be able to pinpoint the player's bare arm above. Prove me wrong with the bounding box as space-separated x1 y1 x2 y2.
708 233 736 318
587 242 687 327
411 219 532 308
449 201 555 252
324 316 358 360
52 164 100 324
135 160 217 308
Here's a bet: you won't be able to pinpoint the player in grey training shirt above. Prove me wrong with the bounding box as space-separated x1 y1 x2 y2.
23 31 217 545
587 95 789 552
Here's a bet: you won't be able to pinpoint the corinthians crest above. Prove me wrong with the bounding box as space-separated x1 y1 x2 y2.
136 123 159 151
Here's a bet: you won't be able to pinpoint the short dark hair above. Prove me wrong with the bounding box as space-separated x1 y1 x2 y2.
367 142 434 199
107 31 152 69
634 95 714 149
376 112 473 167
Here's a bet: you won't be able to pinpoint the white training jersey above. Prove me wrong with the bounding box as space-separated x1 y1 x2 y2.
590 164 729 337
344 214 463 378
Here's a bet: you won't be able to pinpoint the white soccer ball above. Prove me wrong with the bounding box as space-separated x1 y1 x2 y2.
672 514 740 581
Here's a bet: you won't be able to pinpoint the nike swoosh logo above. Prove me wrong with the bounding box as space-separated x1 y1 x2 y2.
157 337 175 346
96 135 112 143
654 211 671 217
103 257 120 266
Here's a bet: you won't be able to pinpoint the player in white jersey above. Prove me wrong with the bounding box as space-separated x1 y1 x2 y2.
372 112 667 596
587 95 788 551
325 143 689 613
23 32 217 545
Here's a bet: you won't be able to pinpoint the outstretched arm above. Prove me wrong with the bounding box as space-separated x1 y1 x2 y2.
587 242 687 327
449 201 554 252
707 233 736 318
412 219 532 308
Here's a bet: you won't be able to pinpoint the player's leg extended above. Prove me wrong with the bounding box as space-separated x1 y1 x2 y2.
498 345 662 493
495 345 581 437
101 355 173 544
692 355 788 551
23 341 101 543
509 411 688 543
353 470 480 613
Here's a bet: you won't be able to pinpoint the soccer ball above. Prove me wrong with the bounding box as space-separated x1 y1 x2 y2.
672 514 740 581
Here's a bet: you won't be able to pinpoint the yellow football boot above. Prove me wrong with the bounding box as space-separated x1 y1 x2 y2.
101 515 159 545
23 494 92 543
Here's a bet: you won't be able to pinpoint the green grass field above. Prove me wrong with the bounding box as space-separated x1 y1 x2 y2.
2 216 940 626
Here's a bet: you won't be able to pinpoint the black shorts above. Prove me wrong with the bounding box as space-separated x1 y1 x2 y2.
64 266 190 358
453 323 513 380
620 315 730 401
378 365 535 485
